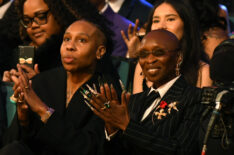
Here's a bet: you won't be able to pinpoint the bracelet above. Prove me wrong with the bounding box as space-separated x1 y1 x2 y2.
40 107 55 123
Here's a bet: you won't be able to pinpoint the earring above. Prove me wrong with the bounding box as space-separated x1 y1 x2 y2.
176 63 180 76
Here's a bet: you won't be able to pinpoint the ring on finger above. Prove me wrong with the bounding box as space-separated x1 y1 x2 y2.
10 94 18 103
104 101 110 109
101 106 107 110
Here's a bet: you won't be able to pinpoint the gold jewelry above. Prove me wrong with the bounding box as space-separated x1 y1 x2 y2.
101 101 110 110
176 63 180 76
24 86 29 89
10 94 18 103
101 106 107 110
41 107 55 123
104 101 110 108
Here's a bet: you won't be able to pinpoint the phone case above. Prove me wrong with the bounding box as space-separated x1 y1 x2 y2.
18 46 35 68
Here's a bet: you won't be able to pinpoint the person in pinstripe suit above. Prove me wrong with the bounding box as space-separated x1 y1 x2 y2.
90 29 204 155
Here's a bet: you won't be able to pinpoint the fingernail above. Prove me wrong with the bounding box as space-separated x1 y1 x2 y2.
84 100 93 111
110 84 114 89
86 84 98 96
80 91 91 101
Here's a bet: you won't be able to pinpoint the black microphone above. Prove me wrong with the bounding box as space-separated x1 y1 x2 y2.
201 90 229 155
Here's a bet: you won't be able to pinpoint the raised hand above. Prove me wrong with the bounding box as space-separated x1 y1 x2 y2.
89 83 131 131
20 64 40 79
2 69 19 82
121 19 141 58
2 64 40 82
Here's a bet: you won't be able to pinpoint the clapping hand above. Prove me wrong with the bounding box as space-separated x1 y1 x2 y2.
84 83 131 132
16 64 48 122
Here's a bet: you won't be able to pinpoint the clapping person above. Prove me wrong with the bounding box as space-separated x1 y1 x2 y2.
2 0 99 82
89 29 204 155
1 18 121 155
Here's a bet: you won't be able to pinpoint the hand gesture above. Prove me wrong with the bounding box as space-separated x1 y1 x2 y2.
17 64 48 119
2 69 19 82
2 64 40 82
12 82 30 126
89 83 131 131
121 19 141 58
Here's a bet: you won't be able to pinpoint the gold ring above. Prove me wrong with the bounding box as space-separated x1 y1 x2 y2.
101 106 107 110
24 86 29 89
10 94 18 103
104 101 110 109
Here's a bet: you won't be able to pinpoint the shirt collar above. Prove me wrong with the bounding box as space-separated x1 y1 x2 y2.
149 75 180 98
0 0 12 19
99 3 108 14
106 0 125 13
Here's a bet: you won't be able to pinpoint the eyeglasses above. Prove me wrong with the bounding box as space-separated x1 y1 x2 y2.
137 48 179 58
20 10 50 29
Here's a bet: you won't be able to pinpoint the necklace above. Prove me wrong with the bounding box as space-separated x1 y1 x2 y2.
66 86 73 107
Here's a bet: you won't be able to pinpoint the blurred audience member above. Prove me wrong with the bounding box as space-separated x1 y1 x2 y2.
184 0 230 60
0 0 22 77
89 0 134 57
2 0 102 83
107 0 153 27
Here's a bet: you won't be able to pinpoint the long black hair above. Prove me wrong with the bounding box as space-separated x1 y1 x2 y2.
146 0 205 86
184 0 227 37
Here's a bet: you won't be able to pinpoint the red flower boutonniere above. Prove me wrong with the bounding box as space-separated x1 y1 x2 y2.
160 101 168 109
154 101 179 120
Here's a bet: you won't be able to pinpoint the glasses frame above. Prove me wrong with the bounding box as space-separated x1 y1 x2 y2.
20 10 50 29
137 48 181 59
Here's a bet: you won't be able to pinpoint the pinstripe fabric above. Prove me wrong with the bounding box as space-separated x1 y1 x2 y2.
105 76 204 155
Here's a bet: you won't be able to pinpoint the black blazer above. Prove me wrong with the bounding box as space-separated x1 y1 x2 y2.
3 67 121 155
105 76 204 155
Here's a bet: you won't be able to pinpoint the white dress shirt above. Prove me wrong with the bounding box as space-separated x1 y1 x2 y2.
99 3 108 14
106 0 125 13
141 76 180 121
106 76 180 140
0 0 13 19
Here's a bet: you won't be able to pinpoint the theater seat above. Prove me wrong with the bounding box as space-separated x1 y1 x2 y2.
0 82 16 127
111 56 137 93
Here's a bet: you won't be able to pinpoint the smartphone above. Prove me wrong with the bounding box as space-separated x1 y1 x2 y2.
18 46 35 68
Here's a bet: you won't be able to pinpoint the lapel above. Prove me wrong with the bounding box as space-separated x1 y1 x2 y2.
65 74 100 122
129 88 152 121
49 67 67 115
141 76 187 125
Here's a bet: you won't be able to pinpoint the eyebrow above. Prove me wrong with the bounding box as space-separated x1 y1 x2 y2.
153 14 178 18
23 10 49 18
64 32 90 38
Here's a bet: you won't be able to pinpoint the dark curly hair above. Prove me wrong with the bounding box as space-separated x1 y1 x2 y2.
184 0 227 36
146 0 206 86
14 0 97 43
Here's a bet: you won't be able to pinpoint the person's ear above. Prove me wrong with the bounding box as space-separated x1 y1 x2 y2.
96 45 106 60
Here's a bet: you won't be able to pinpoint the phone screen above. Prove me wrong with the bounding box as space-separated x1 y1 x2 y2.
18 46 35 68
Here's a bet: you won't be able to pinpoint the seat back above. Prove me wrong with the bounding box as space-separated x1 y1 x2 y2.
111 56 137 93
0 82 16 127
